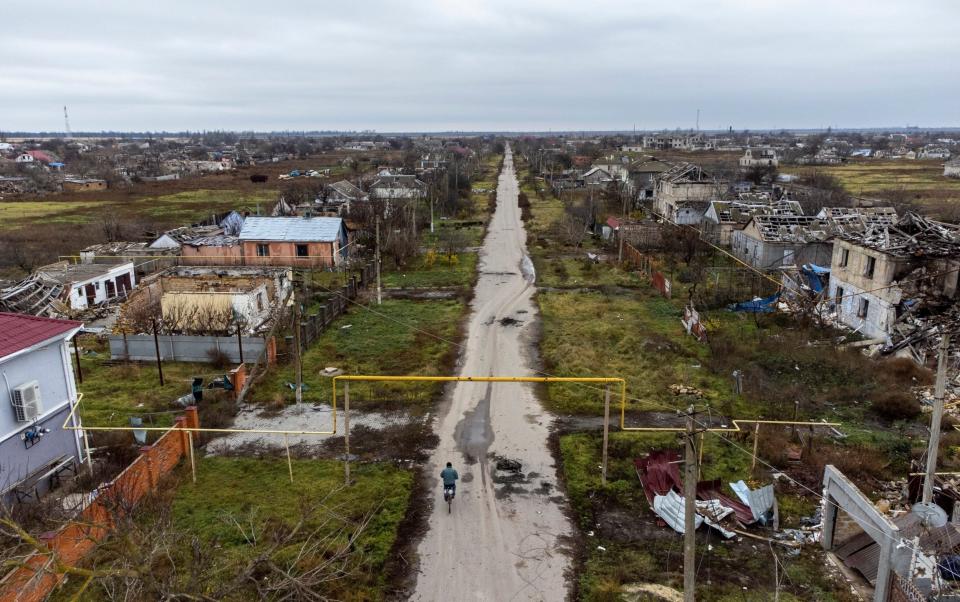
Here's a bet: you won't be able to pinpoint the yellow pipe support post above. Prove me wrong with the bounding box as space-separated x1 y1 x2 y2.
601 384 610 486
344 382 351 486
751 422 761 475
188 431 196 484
284 434 294 483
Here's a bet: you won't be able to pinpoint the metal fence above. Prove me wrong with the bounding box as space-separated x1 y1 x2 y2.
109 334 266 363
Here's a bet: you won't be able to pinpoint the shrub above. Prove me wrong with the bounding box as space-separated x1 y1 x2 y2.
205 347 231 369
870 390 921 422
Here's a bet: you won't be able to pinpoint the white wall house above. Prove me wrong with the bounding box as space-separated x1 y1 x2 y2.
37 262 137 310
739 148 779 168
0 313 84 504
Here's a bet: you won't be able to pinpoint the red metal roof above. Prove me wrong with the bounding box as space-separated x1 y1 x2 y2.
635 450 683 505
0 313 82 359
25 150 53 163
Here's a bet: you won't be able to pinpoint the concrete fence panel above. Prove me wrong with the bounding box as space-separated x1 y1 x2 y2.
109 334 266 363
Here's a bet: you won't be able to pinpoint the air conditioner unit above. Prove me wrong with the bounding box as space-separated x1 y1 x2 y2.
11 381 42 422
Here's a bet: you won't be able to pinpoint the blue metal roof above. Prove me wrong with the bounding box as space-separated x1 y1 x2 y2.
239 216 345 242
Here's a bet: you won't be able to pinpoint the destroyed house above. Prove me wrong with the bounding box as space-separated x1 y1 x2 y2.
35 261 136 311
731 215 835 268
180 235 243 266
325 180 366 213
653 163 720 223
827 212 960 343
368 174 426 200
627 157 670 200
117 266 292 335
149 224 225 250
702 199 803 246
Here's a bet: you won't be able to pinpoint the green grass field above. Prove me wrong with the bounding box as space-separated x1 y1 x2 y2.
538 290 735 416
0 200 105 229
75 339 232 428
63 457 412 601
252 298 465 408
0 188 278 232
171 457 411 599
381 253 478 288
795 160 960 210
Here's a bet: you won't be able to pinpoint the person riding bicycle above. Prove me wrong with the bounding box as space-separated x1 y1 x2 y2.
440 462 459 497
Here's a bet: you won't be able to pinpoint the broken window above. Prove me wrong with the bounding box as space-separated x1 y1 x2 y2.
863 255 876 279
256 244 270 257
836 286 845 305
296 244 309 257
839 248 849 268
857 298 869 318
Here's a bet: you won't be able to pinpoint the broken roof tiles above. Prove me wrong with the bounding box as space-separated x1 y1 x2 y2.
839 212 960 259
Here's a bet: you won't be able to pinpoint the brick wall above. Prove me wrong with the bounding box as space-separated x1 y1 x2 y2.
0 407 200 602
833 508 866 544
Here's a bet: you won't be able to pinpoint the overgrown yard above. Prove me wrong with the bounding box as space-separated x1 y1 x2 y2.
75 338 235 430
381 253 477 288
60 457 412 601
252 298 466 408
559 431 856 602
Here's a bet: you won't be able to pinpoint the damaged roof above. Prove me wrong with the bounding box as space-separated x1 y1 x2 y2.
838 212 960 259
659 162 716 184
748 214 836 243
710 199 804 225
36 261 133 285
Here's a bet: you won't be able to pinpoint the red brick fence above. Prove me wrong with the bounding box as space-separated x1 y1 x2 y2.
0 407 200 602
623 242 672 299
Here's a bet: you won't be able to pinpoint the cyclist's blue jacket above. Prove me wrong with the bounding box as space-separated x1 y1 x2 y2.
441 467 459 486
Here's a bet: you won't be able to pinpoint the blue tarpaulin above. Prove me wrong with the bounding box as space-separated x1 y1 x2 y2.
728 291 781 313
800 264 830 293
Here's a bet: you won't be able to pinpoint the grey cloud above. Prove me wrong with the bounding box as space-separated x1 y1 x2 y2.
1 0 957 131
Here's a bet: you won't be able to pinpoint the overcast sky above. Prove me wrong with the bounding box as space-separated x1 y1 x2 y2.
2 0 958 132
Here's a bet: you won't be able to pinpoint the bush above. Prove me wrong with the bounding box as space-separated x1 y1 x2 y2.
870 390 921 422
205 347 231 369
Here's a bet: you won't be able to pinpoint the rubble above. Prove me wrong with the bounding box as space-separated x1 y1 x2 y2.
669 384 704 397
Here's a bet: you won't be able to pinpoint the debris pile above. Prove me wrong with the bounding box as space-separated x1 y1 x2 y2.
669 384 704 398
635 451 782 541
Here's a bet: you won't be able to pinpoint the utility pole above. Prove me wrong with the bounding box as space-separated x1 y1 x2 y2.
618 183 628 263
601 385 610 485
152 318 164 386
683 405 697 602
293 297 303 412
375 215 382 306
72 333 83 384
923 335 951 503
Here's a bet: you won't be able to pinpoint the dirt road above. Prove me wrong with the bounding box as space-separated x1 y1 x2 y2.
412 148 573 601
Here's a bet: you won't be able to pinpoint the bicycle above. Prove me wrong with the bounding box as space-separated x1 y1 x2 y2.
443 484 456 513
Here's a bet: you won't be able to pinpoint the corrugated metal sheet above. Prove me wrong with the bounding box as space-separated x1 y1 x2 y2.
730 480 775 521
653 491 704 534
239 216 344 242
697 479 755 525
635 451 683 505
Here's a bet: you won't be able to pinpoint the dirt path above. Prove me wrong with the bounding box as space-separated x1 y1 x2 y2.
411 148 573 601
